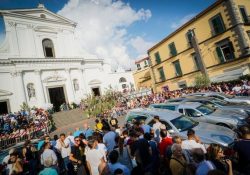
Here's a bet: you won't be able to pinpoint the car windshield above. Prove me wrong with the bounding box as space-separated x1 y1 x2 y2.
170 115 198 132
211 99 230 106
196 105 215 115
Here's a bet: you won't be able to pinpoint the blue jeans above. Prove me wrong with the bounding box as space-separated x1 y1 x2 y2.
63 156 70 170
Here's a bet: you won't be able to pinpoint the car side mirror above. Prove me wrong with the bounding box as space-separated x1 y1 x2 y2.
195 113 202 117
168 129 174 134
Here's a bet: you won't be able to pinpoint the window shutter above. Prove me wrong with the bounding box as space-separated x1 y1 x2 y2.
228 42 235 52
155 52 161 64
159 68 165 81
216 47 224 63
240 7 249 23
187 32 193 47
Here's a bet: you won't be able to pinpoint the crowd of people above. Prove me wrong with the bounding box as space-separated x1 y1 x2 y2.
1 80 250 175
0 109 51 141
1 115 249 175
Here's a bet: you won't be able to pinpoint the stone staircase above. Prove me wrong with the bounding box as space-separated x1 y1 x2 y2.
52 108 86 128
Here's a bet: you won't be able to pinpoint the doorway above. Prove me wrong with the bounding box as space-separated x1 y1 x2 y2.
92 87 100 96
0 101 8 115
48 87 66 112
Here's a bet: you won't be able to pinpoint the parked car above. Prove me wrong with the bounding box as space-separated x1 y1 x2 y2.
125 108 237 147
149 102 249 130
184 92 250 104
166 96 250 117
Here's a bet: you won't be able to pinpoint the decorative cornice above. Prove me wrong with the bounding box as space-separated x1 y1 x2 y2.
0 58 85 64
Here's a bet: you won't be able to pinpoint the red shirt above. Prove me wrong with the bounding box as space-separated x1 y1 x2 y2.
159 137 173 156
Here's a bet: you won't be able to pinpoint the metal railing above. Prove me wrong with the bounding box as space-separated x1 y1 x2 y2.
0 126 49 150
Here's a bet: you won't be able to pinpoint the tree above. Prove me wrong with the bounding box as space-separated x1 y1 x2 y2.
194 74 210 88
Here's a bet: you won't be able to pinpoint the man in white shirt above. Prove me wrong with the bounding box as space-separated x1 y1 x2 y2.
40 142 57 166
86 139 105 175
55 133 71 170
152 115 163 143
181 129 207 154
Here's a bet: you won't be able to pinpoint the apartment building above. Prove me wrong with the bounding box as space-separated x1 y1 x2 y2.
148 0 250 92
133 57 152 89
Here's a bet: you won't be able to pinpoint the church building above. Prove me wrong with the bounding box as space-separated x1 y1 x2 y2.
0 4 134 113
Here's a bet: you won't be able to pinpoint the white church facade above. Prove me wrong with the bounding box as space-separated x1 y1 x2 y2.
0 4 134 113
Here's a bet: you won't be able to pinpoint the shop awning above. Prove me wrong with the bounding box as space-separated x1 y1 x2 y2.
210 66 249 83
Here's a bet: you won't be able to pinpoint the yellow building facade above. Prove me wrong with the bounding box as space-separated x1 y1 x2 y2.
148 0 250 92
133 57 153 89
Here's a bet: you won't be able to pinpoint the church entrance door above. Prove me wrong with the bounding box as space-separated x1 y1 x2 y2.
0 101 8 115
48 87 66 112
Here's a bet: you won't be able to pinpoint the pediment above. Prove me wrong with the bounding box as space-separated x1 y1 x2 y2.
88 79 102 85
0 8 76 26
0 89 13 96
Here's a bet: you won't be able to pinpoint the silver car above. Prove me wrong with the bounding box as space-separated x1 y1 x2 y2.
185 92 250 104
166 96 250 117
126 108 237 147
149 102 249 130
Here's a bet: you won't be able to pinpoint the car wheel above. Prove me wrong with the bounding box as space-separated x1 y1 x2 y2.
216 123 232 129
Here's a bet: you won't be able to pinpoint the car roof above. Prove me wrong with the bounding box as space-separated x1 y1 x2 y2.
128 108 182 120
151 102 202 108
151 102 180 106
178 102 202 108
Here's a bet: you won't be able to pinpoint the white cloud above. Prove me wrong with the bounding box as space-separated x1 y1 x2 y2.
170 13 196 29
58 0 152 69
130 36 155 57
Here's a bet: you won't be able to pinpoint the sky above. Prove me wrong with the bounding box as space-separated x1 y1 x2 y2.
0 0 216 69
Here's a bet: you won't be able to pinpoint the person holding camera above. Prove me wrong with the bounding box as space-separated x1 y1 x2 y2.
69 136 87 175
207 144 233 175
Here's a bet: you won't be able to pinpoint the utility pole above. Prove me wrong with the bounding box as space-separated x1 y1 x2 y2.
189 29 209 78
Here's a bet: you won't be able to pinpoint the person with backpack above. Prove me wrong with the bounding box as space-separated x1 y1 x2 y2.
169 143 187 175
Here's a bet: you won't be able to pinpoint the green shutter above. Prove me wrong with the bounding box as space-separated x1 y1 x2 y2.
228 42 235 59
169 42 177 56
228 42 235 52
174 61 182 76
155 52 161 64
159 68 165 81
193 54 200 70
212 15 225 35
216 47 225 63
187 32 193 47
240 7 249 23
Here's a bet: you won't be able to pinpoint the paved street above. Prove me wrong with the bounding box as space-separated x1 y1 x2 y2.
50 114 126 137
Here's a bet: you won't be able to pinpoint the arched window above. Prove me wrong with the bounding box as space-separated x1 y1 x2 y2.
73 79 79 91
119 77 127 83
42 39 55 58
27 83 36 99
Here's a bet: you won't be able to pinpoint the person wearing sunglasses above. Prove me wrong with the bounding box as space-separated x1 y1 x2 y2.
69 136 87 175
